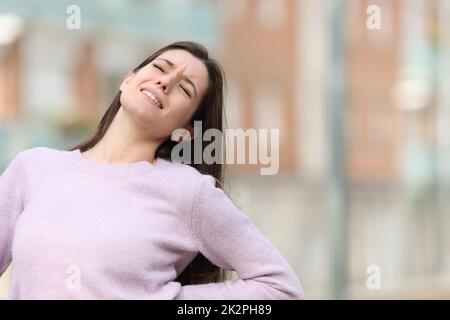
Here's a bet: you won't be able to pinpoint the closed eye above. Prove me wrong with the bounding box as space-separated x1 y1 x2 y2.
153 63 192 98
180 84 191 97
153 63 164 72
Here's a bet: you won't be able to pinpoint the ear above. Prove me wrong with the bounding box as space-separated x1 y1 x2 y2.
119 71 135 91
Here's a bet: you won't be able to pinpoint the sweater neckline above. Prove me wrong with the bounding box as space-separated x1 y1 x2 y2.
67 148 170 176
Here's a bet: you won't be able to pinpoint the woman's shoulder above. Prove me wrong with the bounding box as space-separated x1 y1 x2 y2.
16 146 65 162
11 147 71 172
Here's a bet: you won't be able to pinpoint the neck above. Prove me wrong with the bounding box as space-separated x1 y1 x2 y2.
83 106 165 165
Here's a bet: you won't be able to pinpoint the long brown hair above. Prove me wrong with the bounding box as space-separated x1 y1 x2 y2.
68 41 229 285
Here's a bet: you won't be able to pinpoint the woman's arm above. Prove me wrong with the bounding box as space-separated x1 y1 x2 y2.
0 152 24 277
176 175 304 300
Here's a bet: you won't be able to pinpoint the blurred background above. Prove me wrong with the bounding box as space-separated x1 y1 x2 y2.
1 0 450 299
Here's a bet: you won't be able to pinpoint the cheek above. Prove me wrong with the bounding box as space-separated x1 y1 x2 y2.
121 81 150 109
120 83 138 104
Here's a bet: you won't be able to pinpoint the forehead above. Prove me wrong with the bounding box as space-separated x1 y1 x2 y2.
154 50 209 91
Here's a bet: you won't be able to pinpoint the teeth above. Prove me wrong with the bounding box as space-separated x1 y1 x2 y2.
142 90 162 109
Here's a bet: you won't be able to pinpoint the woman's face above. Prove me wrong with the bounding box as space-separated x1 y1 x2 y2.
119 49 209 139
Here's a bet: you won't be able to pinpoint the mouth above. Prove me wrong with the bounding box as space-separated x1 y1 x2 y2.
140 89 163 110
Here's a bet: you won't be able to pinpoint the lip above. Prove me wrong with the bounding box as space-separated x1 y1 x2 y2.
140 87 163 110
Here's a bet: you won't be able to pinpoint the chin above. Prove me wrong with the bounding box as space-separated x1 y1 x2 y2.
121 94 147 116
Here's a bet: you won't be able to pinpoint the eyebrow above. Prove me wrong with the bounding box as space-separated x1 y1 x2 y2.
155 58 198 97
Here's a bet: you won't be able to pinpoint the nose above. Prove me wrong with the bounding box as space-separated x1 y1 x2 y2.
155 74 176 94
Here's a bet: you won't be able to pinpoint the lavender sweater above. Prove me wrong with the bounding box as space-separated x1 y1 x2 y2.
0 147 304 300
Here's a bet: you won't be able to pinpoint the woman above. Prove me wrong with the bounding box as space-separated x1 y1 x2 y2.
0 41 304 300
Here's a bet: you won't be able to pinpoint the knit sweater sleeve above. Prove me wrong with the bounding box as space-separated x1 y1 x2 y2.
176 174 304 300
0 152 24 277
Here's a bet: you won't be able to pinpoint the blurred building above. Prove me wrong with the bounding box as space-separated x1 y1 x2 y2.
211 0 450 299
1 0 450 299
